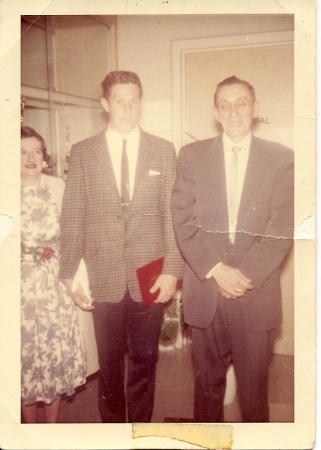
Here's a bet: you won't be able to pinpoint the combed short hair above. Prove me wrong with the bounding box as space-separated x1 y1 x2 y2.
101 71 143 99
214 76 256 106
21 126 47 159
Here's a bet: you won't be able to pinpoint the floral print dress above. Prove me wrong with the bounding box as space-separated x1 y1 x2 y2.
21 182 86 405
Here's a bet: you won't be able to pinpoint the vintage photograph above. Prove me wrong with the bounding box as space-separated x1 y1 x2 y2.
0 2 315 449
20 13 294 425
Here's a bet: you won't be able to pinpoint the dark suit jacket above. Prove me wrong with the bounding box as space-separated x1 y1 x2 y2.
60 128 183 303
171 135 294 332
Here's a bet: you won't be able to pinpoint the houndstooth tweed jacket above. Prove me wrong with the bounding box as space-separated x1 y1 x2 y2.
60 128 183 303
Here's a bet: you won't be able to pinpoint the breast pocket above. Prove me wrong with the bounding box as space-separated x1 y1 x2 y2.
136 172 162 211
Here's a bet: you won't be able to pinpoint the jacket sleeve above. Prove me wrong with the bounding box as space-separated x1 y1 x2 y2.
171 146 223 282
161 143 184 278
237 155 294 290
59 145 86 280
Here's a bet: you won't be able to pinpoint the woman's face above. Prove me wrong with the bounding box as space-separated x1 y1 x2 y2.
21 137 44 180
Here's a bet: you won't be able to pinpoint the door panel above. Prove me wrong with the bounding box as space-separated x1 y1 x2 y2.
185 44 294 148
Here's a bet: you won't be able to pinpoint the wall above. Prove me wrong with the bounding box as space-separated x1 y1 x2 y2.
117 14 294 141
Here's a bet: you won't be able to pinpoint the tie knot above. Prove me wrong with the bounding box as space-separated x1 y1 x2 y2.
122 139 127 149
232 146 241 154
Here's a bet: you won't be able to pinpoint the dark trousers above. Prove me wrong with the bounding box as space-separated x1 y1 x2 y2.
92 290 164 423
192 295 277 423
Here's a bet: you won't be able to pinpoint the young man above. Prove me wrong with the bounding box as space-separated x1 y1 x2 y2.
60 71 183 423
172 76 294 422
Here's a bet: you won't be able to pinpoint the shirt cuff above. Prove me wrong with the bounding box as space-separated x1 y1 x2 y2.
205 261 222 279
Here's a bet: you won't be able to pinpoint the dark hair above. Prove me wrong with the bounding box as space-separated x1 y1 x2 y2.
214 76 256 106
21 126 47 159
101 71 143 99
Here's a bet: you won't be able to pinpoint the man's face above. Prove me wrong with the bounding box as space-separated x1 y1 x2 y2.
101 83 142 136
213 83 259 143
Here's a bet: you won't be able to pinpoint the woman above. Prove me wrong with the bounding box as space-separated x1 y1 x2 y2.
21 126 98 423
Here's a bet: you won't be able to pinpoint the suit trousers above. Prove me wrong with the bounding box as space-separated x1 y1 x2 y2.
192 295 277 423
92 290 164 423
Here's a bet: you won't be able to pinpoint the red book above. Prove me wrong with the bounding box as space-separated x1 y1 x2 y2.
136 257 164 306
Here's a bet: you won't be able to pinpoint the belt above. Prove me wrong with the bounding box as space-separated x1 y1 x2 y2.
21 242 57 265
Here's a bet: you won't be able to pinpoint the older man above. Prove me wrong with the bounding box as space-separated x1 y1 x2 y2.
60 71 183 423
172 76 294 422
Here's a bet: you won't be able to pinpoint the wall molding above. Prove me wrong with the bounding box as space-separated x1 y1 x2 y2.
21 85 102 110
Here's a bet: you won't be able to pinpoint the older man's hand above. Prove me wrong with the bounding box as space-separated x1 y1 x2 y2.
211 263 254 298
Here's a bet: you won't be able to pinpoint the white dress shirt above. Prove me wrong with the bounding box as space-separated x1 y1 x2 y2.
206 132 251 278
105 125 140 200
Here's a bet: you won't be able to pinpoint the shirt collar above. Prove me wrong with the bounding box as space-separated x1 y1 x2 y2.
223 132 252 152
106 124 140 144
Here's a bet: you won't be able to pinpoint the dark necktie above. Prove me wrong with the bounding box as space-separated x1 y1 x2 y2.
121 139 130 208
229 146 241 242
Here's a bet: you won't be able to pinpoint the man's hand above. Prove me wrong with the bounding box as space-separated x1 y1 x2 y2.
63 278 95 311
150 274 177 304
211 263 254 298
218 287 238 300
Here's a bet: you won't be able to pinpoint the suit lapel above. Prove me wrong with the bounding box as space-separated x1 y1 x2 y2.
93 130 119 195
132 130 152 202
236 136 269 231
203 138 229 232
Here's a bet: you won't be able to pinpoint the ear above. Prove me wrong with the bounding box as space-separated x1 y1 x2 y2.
253 100 260 118
213 107 221 124
100 97 109 113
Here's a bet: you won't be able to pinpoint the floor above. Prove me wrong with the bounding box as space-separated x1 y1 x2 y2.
34 340 294 424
